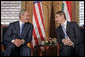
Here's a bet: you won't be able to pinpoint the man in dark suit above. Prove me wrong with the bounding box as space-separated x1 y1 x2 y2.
55 11 83 56
4 9 33 56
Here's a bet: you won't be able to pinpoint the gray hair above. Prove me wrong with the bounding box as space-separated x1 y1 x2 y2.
19 9 28 18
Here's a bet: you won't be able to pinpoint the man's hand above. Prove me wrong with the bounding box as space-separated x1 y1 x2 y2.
14 39 23 47
62 39 69 45
62 38 74 47
21 39 25 44
67 38 74 47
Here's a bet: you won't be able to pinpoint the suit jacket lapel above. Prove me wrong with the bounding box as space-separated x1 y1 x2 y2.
66 21 74 41
15 21 20 35
58 21 70 39
59 25 65 38
66 21 69 36
21 23 30 38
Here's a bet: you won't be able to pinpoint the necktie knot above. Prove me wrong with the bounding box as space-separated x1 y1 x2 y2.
61 25 65 30
61 24 65 28
22 23 24 28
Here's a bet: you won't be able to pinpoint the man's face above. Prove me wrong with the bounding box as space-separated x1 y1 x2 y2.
21 12 30 23
55 14 64 24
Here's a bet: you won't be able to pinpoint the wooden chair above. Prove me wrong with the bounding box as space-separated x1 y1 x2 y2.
56 42 60 56
1 25 8 56
1 25 20 56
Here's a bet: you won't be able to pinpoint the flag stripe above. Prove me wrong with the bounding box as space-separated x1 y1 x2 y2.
33 28 39 45
32 36 36 47
33 14 41 42
34 5 44 41
37 2 45 31
40 2 44 21
32 1 46 50
31 40 34 51
35 3 45 39
33 16 42 45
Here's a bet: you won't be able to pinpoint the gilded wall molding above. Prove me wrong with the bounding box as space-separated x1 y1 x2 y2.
21 1 25 10
72 1 79 23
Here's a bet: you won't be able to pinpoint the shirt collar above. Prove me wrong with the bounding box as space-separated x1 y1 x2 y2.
61 21 67 27
19 20 24 25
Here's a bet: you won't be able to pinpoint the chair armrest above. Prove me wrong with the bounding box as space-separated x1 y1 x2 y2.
56 42 61 56
1 44 5 52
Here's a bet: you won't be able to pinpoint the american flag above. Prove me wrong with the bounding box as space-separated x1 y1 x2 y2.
31 1 46 50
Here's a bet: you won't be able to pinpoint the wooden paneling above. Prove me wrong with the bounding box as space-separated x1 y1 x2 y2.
72 1 79 23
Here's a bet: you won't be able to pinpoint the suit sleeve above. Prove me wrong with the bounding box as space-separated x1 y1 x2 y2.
25 24 33 44
4 23 13 44
73 22 82 46
56 28 64 43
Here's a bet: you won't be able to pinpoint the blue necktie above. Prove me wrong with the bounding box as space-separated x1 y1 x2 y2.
20 23 24 34
62 25 68 38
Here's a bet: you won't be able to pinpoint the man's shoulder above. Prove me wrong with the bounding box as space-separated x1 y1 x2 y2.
26 22 32 25
10 21 18 24
68 21 77 25
9 21 19 26
26 22 33 27
67 21 79 29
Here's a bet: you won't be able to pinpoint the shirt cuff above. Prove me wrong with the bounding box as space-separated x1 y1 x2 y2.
22 39 25 44
11 39 15 43
73 43 74 47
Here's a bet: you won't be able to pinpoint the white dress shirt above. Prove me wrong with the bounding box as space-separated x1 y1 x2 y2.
11 20 25 44
61 21 74 47
61 20 67 31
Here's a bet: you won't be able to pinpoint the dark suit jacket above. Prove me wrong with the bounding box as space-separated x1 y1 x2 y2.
56 21 82 47
4 21 33 47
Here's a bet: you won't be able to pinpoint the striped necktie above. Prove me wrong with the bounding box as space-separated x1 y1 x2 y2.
62 25 68 38
20 23 24 34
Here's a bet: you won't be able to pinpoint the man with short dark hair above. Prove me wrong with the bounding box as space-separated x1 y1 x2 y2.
55 11 83 56
4 9 33 56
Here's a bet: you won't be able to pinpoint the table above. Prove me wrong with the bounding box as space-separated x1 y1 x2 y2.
33 44 59 56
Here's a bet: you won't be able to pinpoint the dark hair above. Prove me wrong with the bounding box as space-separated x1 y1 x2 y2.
56 11 66 19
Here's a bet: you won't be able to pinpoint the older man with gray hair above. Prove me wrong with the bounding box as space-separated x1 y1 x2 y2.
4 9 33 56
